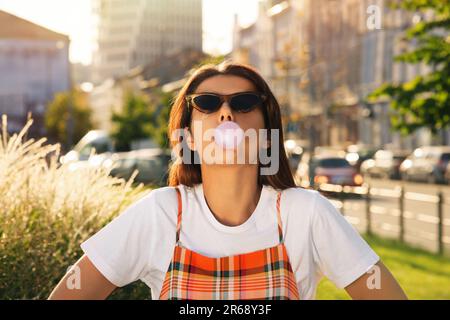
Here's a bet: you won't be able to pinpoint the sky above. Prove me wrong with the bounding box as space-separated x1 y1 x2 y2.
0 0 260 65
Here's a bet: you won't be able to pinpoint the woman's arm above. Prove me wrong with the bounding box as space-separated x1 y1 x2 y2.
48 254 117 300
345 261 407 299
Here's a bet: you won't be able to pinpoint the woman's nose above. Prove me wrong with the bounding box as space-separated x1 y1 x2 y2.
218 102 234 122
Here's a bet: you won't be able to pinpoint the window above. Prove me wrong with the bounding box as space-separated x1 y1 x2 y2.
440 153 450 162
317 158 351 168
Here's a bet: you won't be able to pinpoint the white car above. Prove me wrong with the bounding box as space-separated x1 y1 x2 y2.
399 146 450 184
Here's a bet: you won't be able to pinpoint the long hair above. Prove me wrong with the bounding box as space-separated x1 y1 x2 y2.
167 61 296 190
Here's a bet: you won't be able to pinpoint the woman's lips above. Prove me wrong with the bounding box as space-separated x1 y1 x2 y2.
213 121 244 150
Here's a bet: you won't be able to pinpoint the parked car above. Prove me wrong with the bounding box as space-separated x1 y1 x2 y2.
60 130 115 164
109 148 173 186
284 139 307 173
345 144 378 172
296 153 363 189
445 162 450 185
60 130 160 162
399 146 450 184
360 149 410 180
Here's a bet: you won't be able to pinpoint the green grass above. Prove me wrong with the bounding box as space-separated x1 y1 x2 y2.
316 234 450 299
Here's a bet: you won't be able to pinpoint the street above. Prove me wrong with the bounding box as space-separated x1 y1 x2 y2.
325 177 450 255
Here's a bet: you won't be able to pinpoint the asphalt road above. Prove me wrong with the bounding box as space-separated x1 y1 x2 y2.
323 177 450 255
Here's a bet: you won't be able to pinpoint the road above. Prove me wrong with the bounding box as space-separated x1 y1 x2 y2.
323 177 450 255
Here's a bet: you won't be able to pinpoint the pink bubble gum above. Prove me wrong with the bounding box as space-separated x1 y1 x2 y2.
213 121 244 150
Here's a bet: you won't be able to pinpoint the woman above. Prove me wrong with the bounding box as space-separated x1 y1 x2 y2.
49 62 407 300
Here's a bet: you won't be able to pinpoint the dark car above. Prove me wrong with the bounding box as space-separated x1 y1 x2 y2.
445 162 450 185
110 148 173 186
345 144 378 173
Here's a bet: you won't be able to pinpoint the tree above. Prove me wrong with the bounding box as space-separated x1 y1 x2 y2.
368 0 450 136
45 88 93 150
147 89 174 150
111 91 154 152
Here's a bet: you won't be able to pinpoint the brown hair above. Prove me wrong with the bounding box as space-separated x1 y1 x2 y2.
167 61 296 190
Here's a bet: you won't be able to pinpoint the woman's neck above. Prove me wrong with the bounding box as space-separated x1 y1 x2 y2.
201 165 262 227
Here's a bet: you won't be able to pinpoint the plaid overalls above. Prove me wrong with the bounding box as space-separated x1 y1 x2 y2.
159 187 300 300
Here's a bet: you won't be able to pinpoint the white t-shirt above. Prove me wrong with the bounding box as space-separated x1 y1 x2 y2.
80 183 380 300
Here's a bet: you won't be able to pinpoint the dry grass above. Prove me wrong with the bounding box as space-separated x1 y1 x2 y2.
0 115 150 299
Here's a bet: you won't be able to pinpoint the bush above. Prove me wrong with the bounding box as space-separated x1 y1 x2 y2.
0 115 150 299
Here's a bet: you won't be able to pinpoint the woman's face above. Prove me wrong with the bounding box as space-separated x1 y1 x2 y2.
187 75 267 166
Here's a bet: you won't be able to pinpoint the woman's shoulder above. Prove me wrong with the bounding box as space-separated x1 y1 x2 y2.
118 186 182 226
279 186 335 221
281 186 320 206
145 184 196 208
144 185 180 205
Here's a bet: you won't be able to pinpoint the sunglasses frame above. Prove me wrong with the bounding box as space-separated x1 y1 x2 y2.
185 91 267 114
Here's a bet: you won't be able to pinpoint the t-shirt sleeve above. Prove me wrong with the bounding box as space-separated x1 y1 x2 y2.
310 191 380 289
80 191 158 287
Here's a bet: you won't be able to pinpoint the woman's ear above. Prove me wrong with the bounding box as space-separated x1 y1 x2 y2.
184 127 197 151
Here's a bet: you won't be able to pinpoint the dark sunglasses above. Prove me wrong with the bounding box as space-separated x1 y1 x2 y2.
185 91 267 114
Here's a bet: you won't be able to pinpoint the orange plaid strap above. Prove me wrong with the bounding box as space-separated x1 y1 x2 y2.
174 187 284 244
175 187 182 244
276 191 284 243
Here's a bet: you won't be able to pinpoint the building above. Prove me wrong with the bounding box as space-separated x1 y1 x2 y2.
90 47 206 133
357 0 449 149
0 10 70 137
233 1 302 136
233 0 449 152
233 0 325 148
92 0 203 85
300 0 362 148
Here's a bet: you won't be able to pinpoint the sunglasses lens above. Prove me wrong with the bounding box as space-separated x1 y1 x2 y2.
192 95 221 113
230 94 263 112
